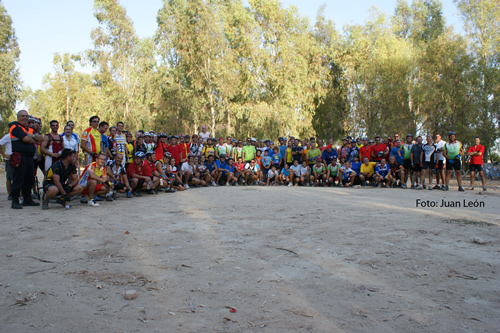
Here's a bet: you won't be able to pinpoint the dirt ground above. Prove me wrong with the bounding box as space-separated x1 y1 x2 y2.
0 171 499 333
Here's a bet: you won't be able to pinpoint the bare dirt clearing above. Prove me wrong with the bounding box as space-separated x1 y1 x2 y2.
0 180 499 332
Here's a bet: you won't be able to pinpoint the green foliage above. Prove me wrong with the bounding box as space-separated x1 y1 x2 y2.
19 0 498 152
0 4 21 133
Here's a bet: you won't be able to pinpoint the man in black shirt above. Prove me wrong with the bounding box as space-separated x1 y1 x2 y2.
9 110 44 209
42 149 83 209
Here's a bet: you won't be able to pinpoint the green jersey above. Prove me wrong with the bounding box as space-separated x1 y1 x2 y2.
328 163 340 176
445 141 462 159
400 143 413 160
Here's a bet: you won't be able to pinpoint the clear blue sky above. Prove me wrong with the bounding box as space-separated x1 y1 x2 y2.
3 0 463 91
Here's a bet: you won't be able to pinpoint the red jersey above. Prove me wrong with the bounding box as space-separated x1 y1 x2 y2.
371 143 387 161
166 144 182 164
155 142 167 162
127 161 152 178
468 144 484 165
359 145 372 162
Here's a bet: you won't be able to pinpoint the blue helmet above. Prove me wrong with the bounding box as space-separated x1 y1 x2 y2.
134 151 146 158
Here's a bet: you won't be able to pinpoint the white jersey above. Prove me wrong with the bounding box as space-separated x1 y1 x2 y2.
199 131 210 142
267 169 279 179
0 133 12 157
290 164 301 175
63 135 79 152
181 161 194 174
216 144 227 156
422 143 436 162
300 165 310 176
435 140 445 161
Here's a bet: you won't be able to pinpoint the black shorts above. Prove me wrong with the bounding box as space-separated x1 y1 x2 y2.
436 160 444 170
186 174 193 182
469 164 483 173
114 183 126 190
412 164 422 172
391 172 401 180
136 179 146 189
422 161 434 170
403 159 412 170
361 174 373 181
446 159 461 171
43 183 73 194
341 178 351 186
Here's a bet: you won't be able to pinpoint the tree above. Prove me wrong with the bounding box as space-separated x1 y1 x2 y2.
0 4 21 133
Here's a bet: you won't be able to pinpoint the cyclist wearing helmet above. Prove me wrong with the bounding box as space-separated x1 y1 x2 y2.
127 151 155 195
442 132 464 191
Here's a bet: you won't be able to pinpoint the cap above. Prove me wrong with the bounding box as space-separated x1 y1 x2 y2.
220 154 226 158
219 137 224 141
406 134 413 137
369 140 375 143
327 144 332 149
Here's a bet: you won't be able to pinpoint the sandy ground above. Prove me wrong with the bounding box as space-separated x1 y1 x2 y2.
0 170 499 333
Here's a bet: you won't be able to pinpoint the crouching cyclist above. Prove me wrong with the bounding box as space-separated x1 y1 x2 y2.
106 153 132 199
42 148 83 210
79 152 112 207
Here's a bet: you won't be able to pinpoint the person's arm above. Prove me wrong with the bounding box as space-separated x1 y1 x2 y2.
106 165 118 182
420 150 424 166
442 146 449 159
40 135 52 156
88 169 108 183
80 138 93 155
120 173 132 190
410 151 414 165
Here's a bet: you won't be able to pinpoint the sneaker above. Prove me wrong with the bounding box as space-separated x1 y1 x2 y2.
410 185 415 190
458 186 465 192
65 204 71 210
126 191 133 198
416 185 423 190
482 186 487 192
105 195 113 201
211 181 216 186
88 199 100 207
428 186 433 190
7 194 12 201
423 184 426 189
132 191 141 197
288 183 292 187
226 182 230 186
112 191 117 200
442 185 446 191
445 185 449 191
433 184 441 190
466 186 474 190
80 196 88 204
184 184 190 189
215 182 220 187
94 196 103 202
234 183 239 186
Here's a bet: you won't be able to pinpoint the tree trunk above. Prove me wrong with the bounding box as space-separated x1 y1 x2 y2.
66 95 70 122
210 93 215 137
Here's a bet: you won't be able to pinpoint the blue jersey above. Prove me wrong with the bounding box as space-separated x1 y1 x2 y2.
322 149 338 165
272 154 281 165
281 168 290 177
227 165 235 173
205 161 216 173
279 145 287 159
376 164 390 177
262 155 272 167
216 160 229 173
101 134 109 149
351 161 361 175
390 147 403 165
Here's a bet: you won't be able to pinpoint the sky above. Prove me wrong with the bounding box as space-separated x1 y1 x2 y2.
3 0 464 92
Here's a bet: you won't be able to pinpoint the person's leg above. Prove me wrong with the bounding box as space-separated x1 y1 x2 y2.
87 179 97 200
68 184 84 196
129 178 138 189
470 170 475 188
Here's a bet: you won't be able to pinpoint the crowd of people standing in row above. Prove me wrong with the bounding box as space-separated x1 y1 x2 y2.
1 112 488 210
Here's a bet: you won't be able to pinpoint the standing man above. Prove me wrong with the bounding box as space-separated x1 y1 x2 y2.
9 110 44 209
442 132 464 191
242 138 256 163
399 134 414 189
199 125 210 143
467 136 487 191
81 116 102 166
371 136 389 163
114 122 128 166
41 120 64 173
410 136 424 189
433 133 446 189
